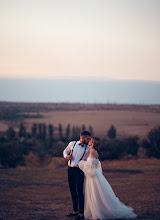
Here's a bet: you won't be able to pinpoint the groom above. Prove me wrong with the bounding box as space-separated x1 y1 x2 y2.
63 130 91 220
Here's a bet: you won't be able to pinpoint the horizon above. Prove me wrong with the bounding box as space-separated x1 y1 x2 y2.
0 76 160 83
0 101 160 106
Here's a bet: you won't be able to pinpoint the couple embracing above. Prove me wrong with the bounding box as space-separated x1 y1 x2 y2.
63 131 137 220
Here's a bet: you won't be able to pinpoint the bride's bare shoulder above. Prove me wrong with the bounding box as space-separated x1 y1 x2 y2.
89 149 99 159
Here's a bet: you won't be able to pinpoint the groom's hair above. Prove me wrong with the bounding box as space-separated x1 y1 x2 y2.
80 131 91 136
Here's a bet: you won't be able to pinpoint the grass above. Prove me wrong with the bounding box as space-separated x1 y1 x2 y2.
23 110 160 138
0 158 160 220
1 108 160 138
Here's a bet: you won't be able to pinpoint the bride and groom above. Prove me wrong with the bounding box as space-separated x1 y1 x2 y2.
63 131 138 220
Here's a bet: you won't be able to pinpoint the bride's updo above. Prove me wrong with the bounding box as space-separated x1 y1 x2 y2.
92 137 100 151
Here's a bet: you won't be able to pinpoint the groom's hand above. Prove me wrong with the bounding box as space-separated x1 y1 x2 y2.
66 155 73 161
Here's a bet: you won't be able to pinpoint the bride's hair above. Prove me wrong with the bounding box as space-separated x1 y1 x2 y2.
92 137 100 151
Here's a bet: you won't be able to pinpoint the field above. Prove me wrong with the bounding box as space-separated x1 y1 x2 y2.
1 103 160 138
0 158 160 220
23 110 160 138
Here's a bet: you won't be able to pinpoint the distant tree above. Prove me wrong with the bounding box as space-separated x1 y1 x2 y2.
142 125 160 158
48 124 54 139
99 136 139 160
74 126 80 139
26 132 32 139
82 124 86 132
72 126 76 139
71 126 80 139
88 125 94 136
123 136 139 155
7 126 16 140
42 123 46 140
19 122 26 138
0 142 27 168
107 125 116 139
66 124 71 140
0 136 6 143
38 123 43 138
32 123 37 137
99 139 124 160
58 124 63 140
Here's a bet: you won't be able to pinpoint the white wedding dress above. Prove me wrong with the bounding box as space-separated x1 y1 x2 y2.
79 157 138 220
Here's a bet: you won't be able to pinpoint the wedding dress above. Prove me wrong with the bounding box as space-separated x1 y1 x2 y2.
79 157 138 220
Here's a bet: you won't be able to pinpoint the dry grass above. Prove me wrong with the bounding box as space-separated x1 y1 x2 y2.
0 158 160 220
23 110 160 138
1 104 160 137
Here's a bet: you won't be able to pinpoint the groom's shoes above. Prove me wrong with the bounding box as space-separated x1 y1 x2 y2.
74 214 85 220
66 212 79 217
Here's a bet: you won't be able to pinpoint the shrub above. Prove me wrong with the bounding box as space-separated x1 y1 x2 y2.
99 136 139 160
107 125 116 139
99 139 125 160
142 126 160 158
0 142 25 168
6 126 16 141
122 136 139 156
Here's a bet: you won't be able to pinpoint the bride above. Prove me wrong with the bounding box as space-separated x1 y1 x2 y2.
79 137 138 220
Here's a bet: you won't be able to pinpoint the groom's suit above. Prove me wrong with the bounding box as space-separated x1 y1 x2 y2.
63 140 90 214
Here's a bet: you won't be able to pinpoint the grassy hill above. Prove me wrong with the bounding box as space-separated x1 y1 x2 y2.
0 158 160 220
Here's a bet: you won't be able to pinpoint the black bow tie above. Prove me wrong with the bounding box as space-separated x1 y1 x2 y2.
79 143 85 147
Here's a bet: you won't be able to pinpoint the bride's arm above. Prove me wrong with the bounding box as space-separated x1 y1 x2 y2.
79 160 95 176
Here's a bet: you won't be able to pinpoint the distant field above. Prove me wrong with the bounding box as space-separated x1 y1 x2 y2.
0 158 160 220
22 110 160 137
0 103 160 137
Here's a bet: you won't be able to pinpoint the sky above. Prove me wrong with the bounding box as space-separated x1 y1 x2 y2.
0 0 160 81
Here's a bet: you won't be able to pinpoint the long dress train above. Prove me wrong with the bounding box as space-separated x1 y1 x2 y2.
79 157 138 220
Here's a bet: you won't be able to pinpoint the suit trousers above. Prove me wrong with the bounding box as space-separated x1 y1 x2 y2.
68 166 84 214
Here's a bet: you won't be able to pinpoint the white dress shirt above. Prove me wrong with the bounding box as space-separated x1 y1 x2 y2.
63 140 90 167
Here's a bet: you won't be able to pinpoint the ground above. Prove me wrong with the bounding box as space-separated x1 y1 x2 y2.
0 158 160 220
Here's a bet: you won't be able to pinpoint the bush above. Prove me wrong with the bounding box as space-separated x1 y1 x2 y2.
0 141 32 168
99 139 125 160
107 125 116 139
6 126 16 141
99 136 139 160
48 141 67 157
142 126 160 158
122 136 139 156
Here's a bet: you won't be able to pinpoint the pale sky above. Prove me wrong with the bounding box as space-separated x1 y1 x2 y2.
0 0 159 81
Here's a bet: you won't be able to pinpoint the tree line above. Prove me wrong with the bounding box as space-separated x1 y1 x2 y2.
4 122 94 142
0 123 160 168
0 123 94 168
